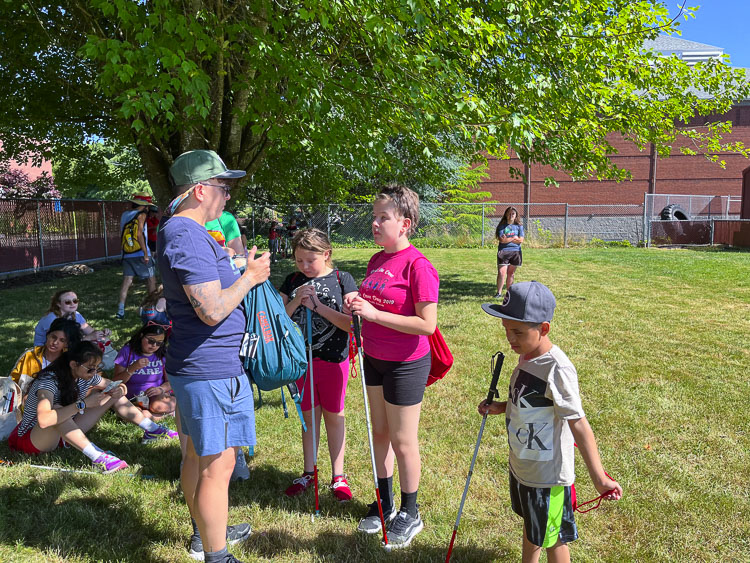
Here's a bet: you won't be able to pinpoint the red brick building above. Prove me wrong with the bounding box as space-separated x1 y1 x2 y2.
480 37 750 212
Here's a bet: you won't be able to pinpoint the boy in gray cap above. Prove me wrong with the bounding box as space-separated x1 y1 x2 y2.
479 281 622 563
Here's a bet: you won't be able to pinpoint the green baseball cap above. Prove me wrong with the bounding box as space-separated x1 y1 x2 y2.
169 150 246 186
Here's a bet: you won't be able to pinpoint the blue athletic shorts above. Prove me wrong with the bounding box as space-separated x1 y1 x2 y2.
168 374 256 457
509 471 578 548
122 256 155 279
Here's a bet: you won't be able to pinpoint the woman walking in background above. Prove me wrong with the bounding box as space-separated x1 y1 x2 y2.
494 206 524 298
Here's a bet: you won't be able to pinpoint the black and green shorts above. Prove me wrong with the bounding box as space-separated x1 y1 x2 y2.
509 472 578 548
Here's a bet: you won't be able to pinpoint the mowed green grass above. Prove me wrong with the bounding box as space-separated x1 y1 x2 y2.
0 247 748 562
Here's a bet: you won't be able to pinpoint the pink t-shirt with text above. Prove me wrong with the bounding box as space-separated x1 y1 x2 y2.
360 245 439 362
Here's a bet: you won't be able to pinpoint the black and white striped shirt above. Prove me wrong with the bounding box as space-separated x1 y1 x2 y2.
18 372 102 436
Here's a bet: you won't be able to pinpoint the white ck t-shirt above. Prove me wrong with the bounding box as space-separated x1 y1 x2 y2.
505 345 585 487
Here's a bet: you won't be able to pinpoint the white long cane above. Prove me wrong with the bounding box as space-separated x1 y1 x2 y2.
352 315 389 545
445 351 505 562
306 307 320 517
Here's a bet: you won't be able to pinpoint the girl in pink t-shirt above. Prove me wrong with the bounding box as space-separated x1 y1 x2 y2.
113 324 176 419
347 185 439 548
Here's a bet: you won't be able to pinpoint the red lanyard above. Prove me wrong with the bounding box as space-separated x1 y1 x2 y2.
572 471 616 513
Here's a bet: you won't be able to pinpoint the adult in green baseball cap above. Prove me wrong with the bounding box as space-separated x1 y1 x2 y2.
158 149 270 563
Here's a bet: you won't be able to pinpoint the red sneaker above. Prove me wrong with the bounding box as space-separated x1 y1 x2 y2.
284 473 314 497
331 475 353 502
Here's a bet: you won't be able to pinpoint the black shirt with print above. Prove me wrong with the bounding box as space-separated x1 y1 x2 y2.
279 270 358 362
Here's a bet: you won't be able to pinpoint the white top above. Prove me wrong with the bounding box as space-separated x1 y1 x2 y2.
505 345 585 487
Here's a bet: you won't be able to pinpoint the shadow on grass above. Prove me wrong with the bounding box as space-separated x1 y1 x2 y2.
0 473 182 563
243 528 504 562
685 244 750 253
229 462 371 520
0 414 183 483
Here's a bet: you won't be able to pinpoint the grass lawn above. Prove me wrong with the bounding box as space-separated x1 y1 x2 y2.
0 247 748 562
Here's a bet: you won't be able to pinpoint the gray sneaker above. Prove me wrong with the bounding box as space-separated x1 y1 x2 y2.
357 501 396 534
383 509 424 550
230 448 250 482
188 523 251 561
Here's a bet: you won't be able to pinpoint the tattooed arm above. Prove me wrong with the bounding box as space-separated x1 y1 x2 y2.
183 246 271 326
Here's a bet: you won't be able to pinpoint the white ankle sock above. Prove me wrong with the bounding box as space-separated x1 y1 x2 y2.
82 443 101 461
138 419 159 432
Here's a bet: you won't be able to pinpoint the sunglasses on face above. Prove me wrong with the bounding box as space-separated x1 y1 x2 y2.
144 337 165 346
78 364 100 374
201 182 232 196
63 299 79 305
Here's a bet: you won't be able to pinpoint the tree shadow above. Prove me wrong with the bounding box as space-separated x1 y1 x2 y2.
0 473 182 562
241 528 506 562
229 462 371 521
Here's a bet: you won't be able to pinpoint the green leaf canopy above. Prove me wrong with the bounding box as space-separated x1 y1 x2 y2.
0 1 747 204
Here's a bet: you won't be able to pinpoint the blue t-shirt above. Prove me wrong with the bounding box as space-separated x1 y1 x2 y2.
34 311 86 346
120 209 149 258
157 216 245 380
496 224 524 251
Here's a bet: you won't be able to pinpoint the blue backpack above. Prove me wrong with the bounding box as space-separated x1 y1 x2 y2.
240 280 308 428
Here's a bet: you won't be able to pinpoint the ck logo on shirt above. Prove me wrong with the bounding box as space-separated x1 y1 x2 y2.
507 368 554 461
514 422 549 451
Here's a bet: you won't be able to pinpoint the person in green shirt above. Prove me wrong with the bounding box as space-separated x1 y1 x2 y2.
205 211 246 258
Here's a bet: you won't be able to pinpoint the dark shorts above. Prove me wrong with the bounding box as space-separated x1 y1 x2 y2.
147 240 157 253
509 472 578 548
168 374 256 457
363 352 431 406
122 256 155 280
497 249 522 267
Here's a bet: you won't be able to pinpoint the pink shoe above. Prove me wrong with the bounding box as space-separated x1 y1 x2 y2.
331 475 353 502
92 452 129 474
141 425 179 444
284 473 314 497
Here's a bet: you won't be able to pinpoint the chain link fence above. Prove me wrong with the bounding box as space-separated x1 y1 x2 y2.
0 198 130 275
244 202 648 249
2 193 747 276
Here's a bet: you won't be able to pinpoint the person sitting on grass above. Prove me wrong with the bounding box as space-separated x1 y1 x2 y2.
479 281 622 563
139 284 171 333
113 324 176 419
11 318 82 398
7 341 178 474
34 289 111 346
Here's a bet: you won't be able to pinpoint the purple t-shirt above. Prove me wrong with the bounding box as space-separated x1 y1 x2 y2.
114 343 166 398
360 245 439 362
157 216 245 380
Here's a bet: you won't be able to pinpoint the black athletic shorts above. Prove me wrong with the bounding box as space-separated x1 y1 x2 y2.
497 249 522 267
509 472 578 548
363 352 431 406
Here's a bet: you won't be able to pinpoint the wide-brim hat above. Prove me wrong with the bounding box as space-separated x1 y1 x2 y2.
169 150 246 186
129 192 153 206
